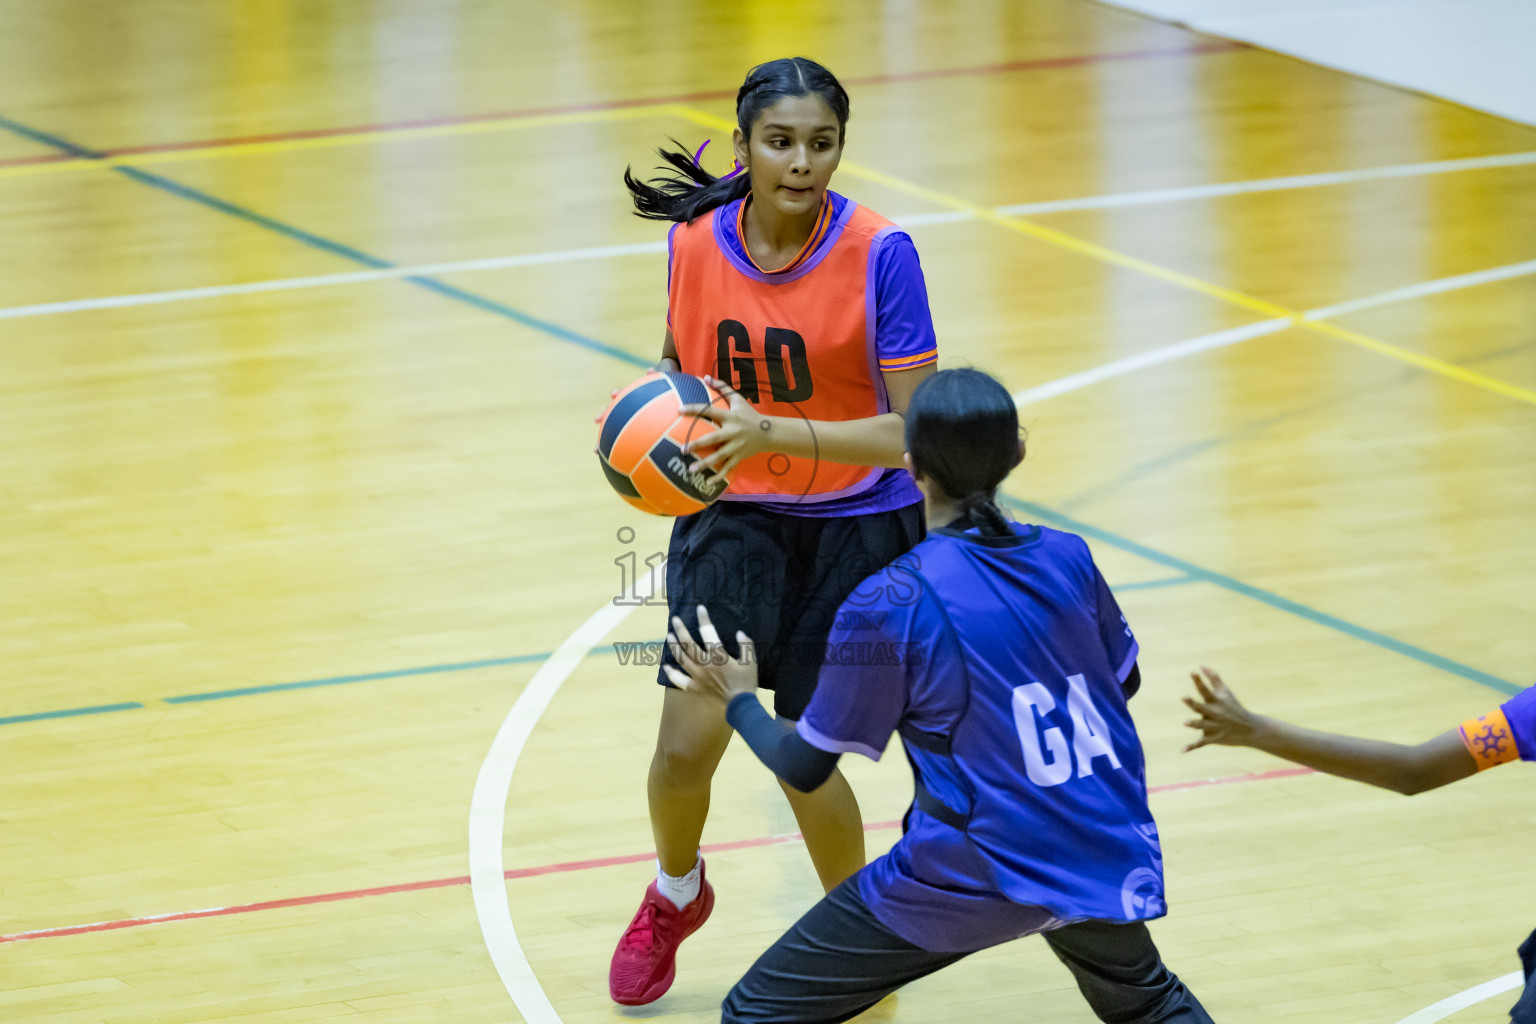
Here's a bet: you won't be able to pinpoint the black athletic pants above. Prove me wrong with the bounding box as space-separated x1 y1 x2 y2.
722 879 1213 1023
1512 927 1536 1024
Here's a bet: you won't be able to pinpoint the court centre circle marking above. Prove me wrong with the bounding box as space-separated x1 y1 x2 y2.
472 292 1528 1013
468 561 666 1023
1392 970 1525 1023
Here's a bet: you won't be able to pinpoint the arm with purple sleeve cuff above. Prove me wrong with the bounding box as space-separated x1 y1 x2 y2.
873 232 938 374
725 694 842 793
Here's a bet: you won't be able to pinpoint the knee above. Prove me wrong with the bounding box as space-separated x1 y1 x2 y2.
650 738 719 787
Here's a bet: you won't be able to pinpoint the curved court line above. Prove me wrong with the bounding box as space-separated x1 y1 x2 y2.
1393 971 1525 1023
468 562 666 1023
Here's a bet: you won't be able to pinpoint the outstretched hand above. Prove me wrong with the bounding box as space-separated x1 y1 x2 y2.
677 376 772 483
662 605 760 707
1182 667 1264 752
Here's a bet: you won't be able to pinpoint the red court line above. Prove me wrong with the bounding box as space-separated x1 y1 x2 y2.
0 152 75 167
0 42 1240 170
0 764 1309 946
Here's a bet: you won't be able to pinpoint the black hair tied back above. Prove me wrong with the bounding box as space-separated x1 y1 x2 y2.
623 57 851 223
905 368 1025 538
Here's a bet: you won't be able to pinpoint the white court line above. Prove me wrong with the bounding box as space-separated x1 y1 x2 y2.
469 562 666 1024
1011 318 1293 405
0 241 666 321
893 209 971 228
1392 971 1525 1023
463 190 1536 1024
1009 255 1536 406
995 150 1536 217
474 271 1527 1015
6 149 1535 324
1307 258 1536 321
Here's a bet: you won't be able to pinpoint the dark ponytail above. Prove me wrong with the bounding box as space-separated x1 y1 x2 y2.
905 369 1025 538
623 57 851 223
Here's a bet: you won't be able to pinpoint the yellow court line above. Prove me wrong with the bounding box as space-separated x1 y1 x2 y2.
670 105 1536 408
0 104 676 181
1302 318 1536 405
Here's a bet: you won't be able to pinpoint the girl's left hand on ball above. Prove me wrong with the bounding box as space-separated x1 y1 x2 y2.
593 387 620 424
677 376 773 482
662 605 759 706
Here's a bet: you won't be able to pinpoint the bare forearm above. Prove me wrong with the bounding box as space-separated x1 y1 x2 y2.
761 412 907 469
1248 719 1462 795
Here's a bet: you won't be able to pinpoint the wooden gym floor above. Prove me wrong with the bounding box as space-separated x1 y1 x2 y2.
1 2 1532 1022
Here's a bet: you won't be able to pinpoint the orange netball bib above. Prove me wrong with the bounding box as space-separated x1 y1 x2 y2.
667 198 895 504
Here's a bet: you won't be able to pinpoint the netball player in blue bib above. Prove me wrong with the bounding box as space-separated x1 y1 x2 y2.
667 368 1213 1022
1184 668 1536 1023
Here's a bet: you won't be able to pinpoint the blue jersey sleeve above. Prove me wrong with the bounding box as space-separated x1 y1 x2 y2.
1092 564 1140 691
797 568 923 760
872 232 938 373
1502 686 1536 762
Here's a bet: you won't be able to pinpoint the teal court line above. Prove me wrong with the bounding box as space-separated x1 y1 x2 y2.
2 648 623 726
1002 495 1521 697
0 702 146 726
0 113 649 368
4 501 1522 731
0 117 1518 720
1111 574 1197 592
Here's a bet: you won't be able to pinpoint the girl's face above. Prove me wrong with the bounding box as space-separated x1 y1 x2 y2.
733 93 842 220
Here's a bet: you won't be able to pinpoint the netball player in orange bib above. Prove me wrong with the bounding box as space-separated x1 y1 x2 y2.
607 58 939 1005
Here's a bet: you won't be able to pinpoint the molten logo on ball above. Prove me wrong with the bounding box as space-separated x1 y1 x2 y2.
595 371 733 516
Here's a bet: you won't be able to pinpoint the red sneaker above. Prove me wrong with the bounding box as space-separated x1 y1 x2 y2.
608 862 715 1006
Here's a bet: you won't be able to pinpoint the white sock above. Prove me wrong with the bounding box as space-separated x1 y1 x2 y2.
656 854 702 910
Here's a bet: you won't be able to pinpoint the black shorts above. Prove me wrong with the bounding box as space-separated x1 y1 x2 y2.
721 879 1213 1024
657 499 925 720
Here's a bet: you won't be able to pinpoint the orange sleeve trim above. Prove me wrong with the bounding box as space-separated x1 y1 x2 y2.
879 348 939 370
1458 708 1520 771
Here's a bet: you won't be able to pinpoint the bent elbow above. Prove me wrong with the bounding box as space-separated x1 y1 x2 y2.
1393 768 1448 797
782 766 836 794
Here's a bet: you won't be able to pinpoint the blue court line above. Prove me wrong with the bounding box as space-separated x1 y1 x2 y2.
0 702 146 726
1001 495 1522 697
0 646 635 727
162 651 565 703
0 114 649 369
1059 335 1535 517
1113 574 1197 592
